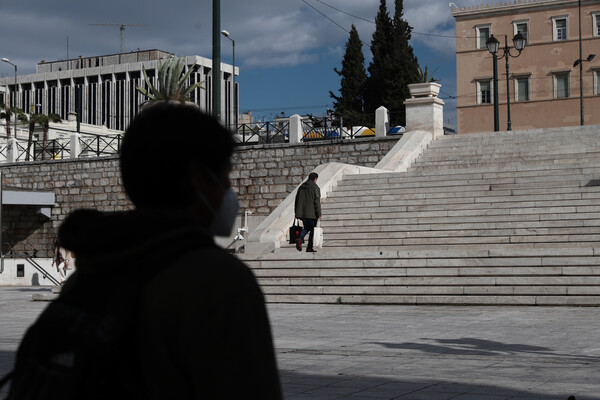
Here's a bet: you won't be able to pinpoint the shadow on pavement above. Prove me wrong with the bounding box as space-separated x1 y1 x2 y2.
370 337 600 361
279 369 585 400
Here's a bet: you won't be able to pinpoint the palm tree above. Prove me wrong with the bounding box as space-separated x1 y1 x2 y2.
28 113 62 160
0 103 12 139
0 104 27 139
136 56 203 103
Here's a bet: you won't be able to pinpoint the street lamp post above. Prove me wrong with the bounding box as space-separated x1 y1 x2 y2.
1 58 17 138
212 0 221 121
221 30 237 132
486 33 526 131
574 0 596 125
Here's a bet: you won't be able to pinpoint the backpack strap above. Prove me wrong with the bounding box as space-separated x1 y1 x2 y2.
0 371 13 392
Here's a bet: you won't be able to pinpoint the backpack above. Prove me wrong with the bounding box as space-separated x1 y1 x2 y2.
0 271 146 400
0 225 213 400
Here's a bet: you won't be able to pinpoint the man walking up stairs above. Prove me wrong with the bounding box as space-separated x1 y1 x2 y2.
243 125 600 306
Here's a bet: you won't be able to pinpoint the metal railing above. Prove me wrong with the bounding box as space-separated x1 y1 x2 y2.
32 139 71 161
80 133 122 157
2 254 62 286
232 122 289 145
300 116 404 142
0 113 413 163
25 257 61 286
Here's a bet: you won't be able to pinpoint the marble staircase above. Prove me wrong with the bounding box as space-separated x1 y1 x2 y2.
240 126 600 305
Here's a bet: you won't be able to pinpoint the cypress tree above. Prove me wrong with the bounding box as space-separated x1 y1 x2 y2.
329 25 367 127
390 0 419 125
364 0 394 119
365 0 419 127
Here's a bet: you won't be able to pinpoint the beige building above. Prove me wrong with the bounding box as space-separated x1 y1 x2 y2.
453 0 600 134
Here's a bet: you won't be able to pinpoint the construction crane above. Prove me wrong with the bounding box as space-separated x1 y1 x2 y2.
89 23 147 53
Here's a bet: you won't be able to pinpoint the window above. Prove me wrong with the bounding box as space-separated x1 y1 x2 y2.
595 70 600 95
477 80 492 104
514 21 529 44
553 16 568 41
476 25 491 49
554 72 570 98
515 76 530 101
594 12 600 37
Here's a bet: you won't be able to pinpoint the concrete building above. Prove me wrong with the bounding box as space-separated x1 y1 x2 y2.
453 0 600 133
0 49 238 132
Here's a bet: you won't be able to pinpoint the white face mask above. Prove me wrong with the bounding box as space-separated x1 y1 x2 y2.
196 173 240 237
210 187 239 237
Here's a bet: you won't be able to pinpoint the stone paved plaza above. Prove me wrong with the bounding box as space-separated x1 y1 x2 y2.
0 287 599 399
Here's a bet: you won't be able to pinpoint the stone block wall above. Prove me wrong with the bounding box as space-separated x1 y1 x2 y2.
0 136 399 257
1 158 132 258
232 137 399 213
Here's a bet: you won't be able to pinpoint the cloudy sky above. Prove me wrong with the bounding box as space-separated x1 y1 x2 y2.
0 0 485 127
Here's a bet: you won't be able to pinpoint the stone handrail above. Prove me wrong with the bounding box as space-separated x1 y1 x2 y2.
244 129 438 254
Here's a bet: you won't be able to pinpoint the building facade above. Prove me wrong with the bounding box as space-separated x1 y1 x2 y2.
453 0 600 133
0 50 238 132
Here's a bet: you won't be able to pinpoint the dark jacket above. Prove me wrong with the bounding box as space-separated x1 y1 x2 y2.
294 179 321 219
58 209 282 400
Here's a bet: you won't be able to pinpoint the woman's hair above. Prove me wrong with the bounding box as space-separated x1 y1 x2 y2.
120 103 235 209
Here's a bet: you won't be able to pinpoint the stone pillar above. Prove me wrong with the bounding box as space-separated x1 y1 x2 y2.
404 83 445 139
70 133 81 159
375 106 389 137
289 114 303 144
6 137 18 163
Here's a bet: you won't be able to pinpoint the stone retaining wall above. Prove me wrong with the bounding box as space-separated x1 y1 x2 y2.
0 136 399 257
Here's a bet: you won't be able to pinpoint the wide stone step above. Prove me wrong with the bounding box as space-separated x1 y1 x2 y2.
430 136 600 148
420 142 600 156
335 172 598 189
255 276 600 286
412 153 600 168
325 226 600 240
326 185 600 201
261 294 600 306
308 241 600 253
323 198 600 214
253 267 600 280
321 218 600 232
259 285 600 296
322 208 600 225
341 163 600 183
408 158 600 175
322 235 600 248
429 128 599 148
241 245 599 261
407 161 600 177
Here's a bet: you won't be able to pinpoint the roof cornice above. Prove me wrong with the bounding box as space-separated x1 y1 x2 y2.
451 0 590 19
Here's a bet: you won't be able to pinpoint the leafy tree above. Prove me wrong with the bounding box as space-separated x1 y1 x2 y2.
28 113 62 160
364 0 419 127
329 25 368 127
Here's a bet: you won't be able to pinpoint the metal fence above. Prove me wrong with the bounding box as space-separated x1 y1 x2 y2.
0 114 413 164
301 117 404 142
80 134 122 157
0 132 123 163
232 122 289 145
34 140 71 161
